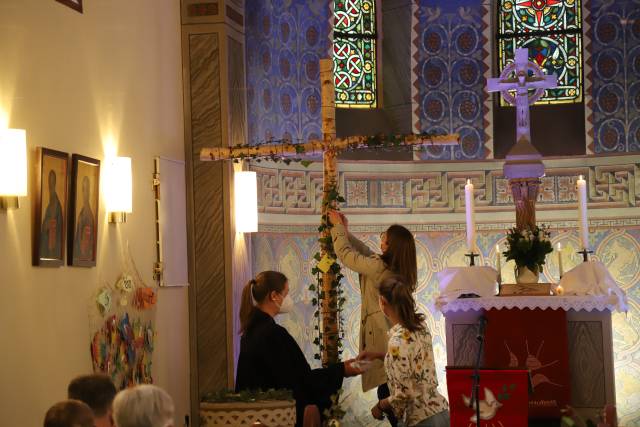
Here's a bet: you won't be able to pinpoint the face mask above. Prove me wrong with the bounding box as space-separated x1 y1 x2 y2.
276 293 294 314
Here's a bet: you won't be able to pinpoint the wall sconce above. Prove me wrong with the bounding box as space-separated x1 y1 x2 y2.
0 128 27 210
234 171 257 233
104 156 132 223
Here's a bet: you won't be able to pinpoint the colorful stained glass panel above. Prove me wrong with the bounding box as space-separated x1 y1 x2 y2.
334 0 376 34
333 0 377 108
333 37 377 107
498 33 582 104
499 0 581 34
497 0 582 105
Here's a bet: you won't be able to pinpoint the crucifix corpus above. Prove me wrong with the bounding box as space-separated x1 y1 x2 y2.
201 59 459 365
487 48 558 231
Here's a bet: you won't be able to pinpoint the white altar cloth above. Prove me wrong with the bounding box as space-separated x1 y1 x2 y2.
438 294 627 314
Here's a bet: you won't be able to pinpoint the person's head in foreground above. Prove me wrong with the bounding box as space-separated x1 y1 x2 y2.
112 385 174 427
44 399 95 427
240 270 291 333
68 374 116 427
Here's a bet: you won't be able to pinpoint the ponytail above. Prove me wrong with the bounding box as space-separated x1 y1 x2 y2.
239 271 288 334
379 275 425 332
239 279 258 334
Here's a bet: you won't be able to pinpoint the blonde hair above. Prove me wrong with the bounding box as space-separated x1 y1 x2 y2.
113 385 174 427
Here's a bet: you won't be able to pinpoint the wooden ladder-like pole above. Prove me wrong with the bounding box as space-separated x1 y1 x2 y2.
320 58 339 366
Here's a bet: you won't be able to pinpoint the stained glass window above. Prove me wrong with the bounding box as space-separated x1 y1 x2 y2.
333 0 377 108
497 0 583 105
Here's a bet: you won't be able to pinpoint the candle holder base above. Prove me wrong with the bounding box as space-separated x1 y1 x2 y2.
465 252 480 267
577 249 593 263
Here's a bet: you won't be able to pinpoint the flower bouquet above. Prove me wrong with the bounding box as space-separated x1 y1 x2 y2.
503 225 553 284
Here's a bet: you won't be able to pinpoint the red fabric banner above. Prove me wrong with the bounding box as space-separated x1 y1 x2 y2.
447 368 529 427
484 308 571 418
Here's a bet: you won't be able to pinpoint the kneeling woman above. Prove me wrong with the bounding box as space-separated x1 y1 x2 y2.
366 276 450 427
235 270 360 426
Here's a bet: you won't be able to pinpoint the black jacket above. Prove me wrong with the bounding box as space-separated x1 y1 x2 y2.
235 308 345 426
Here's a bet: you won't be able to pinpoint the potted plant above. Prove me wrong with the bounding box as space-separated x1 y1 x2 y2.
200 389 296 427
503 225 553 284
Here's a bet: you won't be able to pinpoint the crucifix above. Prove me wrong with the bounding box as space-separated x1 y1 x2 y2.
487 48 558 231
201 59 459 365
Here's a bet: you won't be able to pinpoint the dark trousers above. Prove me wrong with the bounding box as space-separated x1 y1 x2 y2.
377 383 399 427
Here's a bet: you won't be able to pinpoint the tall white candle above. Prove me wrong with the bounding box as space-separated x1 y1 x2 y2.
496 244 502 283
465 179 476 252
577 175 589 250
557 242 563 279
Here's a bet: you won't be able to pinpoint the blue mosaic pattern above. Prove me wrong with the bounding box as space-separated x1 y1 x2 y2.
589 0 640 154
245 0 330 145
414 0 490 160
252 227 640 426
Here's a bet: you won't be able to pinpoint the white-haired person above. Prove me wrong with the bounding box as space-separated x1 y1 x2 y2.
112 384 174 427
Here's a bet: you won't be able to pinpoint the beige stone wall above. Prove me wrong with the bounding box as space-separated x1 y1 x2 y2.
0 1 189 425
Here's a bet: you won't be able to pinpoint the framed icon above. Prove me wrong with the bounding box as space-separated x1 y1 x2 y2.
68 154 100 267
33 148 69 267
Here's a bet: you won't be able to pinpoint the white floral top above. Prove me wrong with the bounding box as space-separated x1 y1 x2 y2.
384 323 448 426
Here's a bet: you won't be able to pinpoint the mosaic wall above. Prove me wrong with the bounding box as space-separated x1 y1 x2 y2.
252 226 640 426
253 158 640 215
245 0 330 145
412 0 493 160
587 0 640 154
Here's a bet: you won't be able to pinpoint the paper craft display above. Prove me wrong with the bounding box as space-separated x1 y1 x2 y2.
133 288 157 310
559 261 628 310
91 313 154 388
317 255 336 273
447 368 529 427
116 274 134 292
96 288 112 315
437 267 499 301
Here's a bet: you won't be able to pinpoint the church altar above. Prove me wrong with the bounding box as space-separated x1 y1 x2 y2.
440 294 623 422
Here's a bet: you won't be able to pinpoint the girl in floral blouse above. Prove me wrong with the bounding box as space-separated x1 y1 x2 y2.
359 276 450 427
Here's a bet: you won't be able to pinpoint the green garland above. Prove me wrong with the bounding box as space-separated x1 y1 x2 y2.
309 186 346 362
308 185 347 425
202 388 293 403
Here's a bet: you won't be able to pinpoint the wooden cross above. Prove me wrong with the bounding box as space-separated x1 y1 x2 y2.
201 59 459 365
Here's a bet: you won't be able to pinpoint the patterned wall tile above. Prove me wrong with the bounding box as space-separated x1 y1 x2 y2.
245 0 329 145
588 0 640 154
252 157 640 215
412 0 492 160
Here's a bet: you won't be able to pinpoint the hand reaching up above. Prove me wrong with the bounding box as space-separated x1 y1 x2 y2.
327 209 343 226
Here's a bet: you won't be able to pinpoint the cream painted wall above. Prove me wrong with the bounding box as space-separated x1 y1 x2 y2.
0 1 189 426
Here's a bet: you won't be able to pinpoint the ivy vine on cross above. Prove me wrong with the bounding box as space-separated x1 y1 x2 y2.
200 59 459 366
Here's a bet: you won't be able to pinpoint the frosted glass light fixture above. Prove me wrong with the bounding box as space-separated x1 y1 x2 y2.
104 156 132 223
234 171 257 233
0 128 27 210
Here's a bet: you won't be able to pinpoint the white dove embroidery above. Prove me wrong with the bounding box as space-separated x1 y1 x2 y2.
462 387 503 424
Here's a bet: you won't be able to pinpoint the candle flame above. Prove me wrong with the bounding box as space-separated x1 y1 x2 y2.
579 174 583 181
467 179 471 185
557 242 562 250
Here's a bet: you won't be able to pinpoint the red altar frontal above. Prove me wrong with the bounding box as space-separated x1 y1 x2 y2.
447 368 530 427
440 295 620 423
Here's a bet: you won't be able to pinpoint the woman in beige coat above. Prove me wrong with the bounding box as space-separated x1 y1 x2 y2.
328 210 417 426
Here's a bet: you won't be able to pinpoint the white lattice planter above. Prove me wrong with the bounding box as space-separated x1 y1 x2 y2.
200 400 296 427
